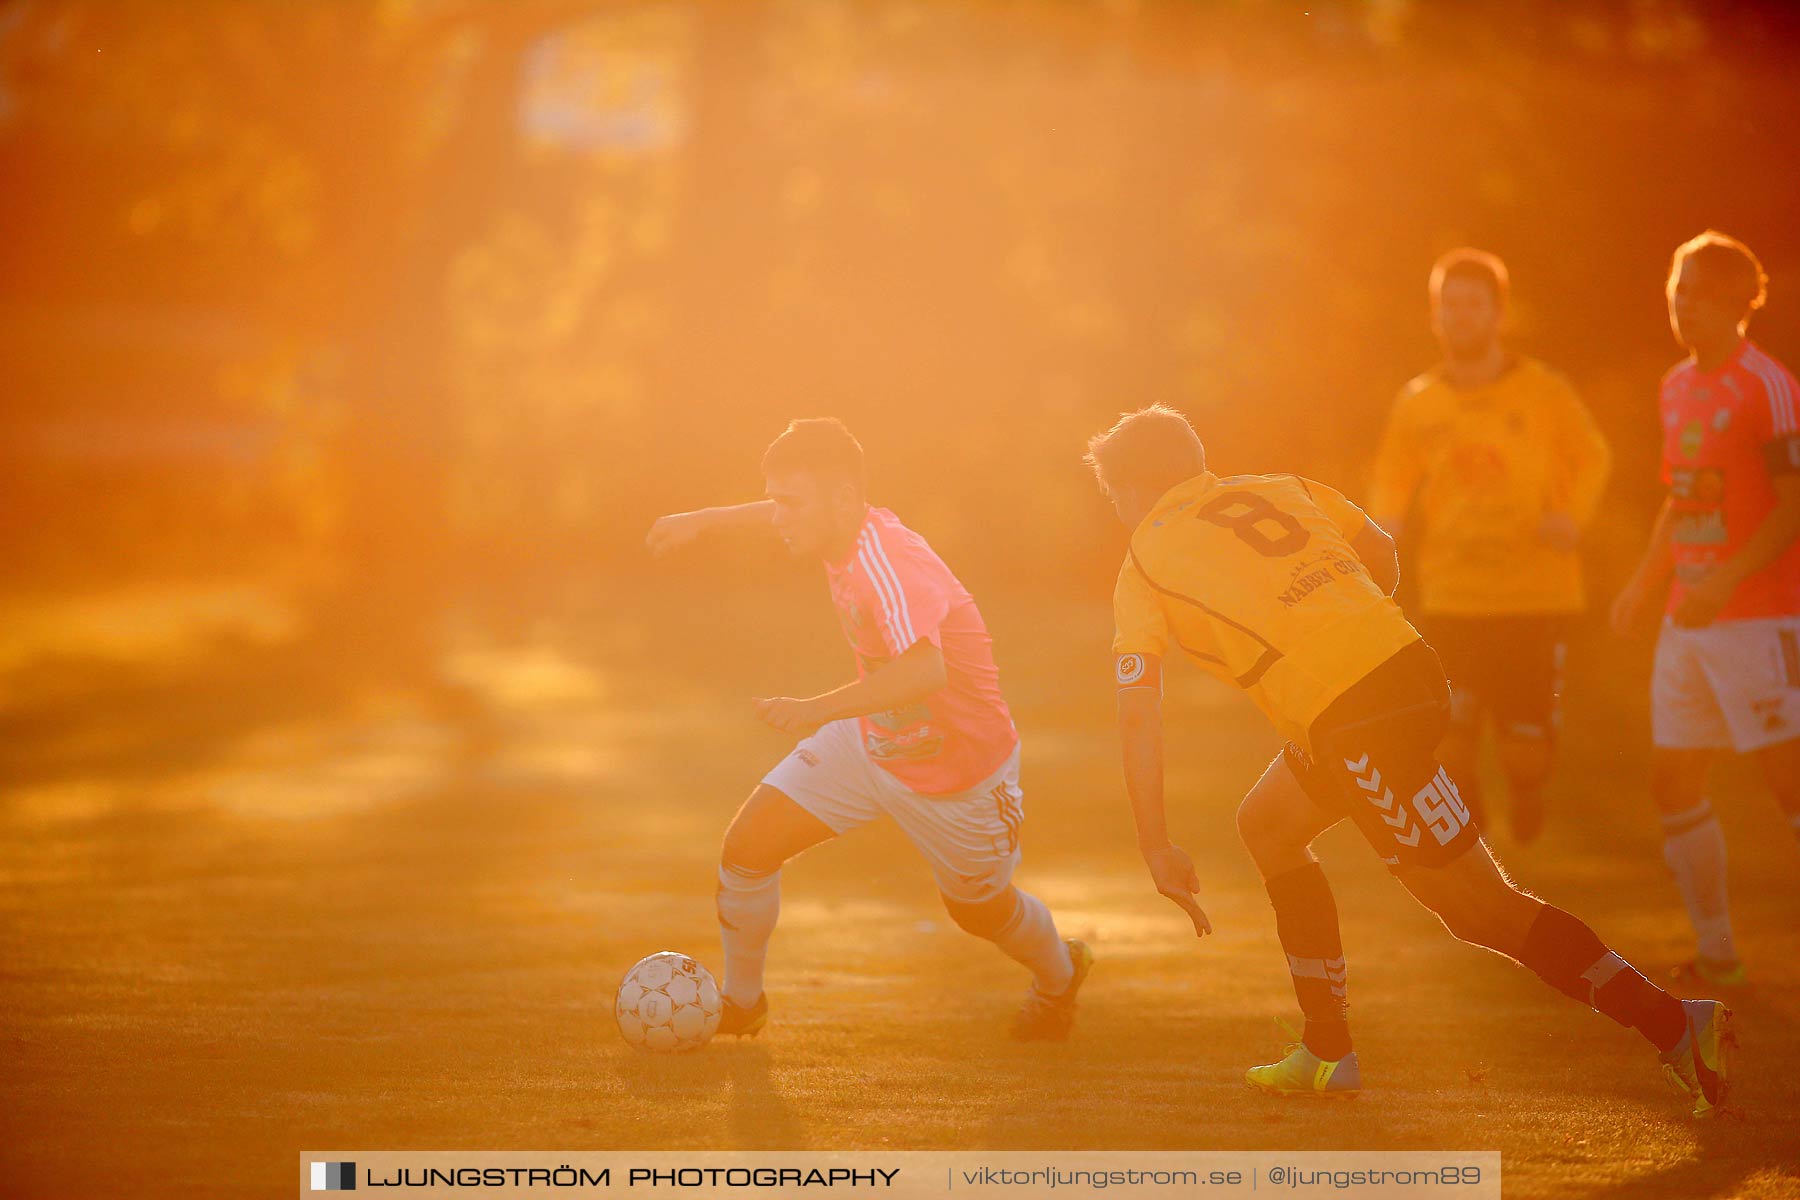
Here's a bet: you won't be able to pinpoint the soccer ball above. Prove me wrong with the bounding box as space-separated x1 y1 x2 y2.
615 951 721 1052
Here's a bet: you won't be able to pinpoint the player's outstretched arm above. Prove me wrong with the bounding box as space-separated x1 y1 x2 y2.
1611 497 1677 635
645 500 777 556
1118 683 1211 938
1351 519 1399 596
752 639 948 737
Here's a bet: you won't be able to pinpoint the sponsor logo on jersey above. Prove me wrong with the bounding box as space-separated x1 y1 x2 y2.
1115 653 1146 684
863 726 945 762
1278 566 1339 608
1672 510 1727 546
1680 420 1705 459
1670 467 1726 504
863 702 944 762
795 748 821 768
1670 467 1727 545
1275 553 1364 609
866 701 930 732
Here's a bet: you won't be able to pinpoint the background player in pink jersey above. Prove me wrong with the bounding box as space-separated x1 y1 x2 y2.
1612 232 1800 987
646 418 1091 1039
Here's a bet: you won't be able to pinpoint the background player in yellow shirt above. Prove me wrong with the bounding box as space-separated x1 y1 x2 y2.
1088 404 1727 1116
1371 249 1612 843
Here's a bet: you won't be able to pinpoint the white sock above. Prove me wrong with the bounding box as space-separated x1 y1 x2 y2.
1660 802 1736 963
716 863 780 1006
993 888 1074 995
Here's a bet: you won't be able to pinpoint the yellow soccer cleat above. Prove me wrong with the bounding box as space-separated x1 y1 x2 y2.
1660 998 1735 1118
1246 1039 1362 1097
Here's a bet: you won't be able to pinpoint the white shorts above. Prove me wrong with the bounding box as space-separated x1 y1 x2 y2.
761 719 1023 904
1653 616 1800 752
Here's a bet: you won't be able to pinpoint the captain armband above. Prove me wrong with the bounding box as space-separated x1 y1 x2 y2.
1763 435 1800 476
1114 652 1163 693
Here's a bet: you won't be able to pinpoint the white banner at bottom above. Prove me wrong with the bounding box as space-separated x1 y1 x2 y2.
299 1151 1499 1199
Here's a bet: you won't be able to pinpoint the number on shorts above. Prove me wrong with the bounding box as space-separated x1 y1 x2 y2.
1412 767 1471 846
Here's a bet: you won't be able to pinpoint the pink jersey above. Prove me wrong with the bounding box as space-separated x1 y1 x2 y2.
822 507 1018 795
1661 340 1800 621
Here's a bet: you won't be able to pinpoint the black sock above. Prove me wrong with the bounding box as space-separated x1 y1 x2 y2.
1266 862 1352 1060
1520 905 1687 1053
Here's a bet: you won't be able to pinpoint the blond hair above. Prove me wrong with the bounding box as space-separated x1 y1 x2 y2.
1083 404 1206 496
1669 230 1768 321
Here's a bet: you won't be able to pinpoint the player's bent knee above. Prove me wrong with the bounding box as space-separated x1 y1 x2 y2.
1650 749 1710 815
941 887 1019 940
1235 791 1298 854
719 824 778 877
720 785 831 876
1234 795 1267 847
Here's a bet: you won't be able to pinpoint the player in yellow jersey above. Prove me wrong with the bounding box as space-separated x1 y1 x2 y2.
1371 249 1611 842
1086 405 1728 1116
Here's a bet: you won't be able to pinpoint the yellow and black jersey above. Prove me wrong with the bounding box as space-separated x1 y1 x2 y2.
1369 357 1611 616
1112 472 1421 753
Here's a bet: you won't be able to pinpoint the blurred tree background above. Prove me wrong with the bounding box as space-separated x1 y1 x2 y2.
2 0 1798 679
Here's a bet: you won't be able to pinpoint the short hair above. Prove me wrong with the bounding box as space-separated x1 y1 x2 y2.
1669 230 1768 320
1429 247 1510 308
760 417 866 495
1083 404 1206 496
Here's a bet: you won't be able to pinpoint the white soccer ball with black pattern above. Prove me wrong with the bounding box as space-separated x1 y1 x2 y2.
615 951 722 1052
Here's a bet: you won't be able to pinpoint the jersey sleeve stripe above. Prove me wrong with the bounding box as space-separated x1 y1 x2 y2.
865 529 917 646
1746 346 1783 376
1746 348 1798 434
1745 348 1789 423
855 532 905 652
859 531 917 650
1764 363 1793 433
853 546 900 651
1746 357 1796 434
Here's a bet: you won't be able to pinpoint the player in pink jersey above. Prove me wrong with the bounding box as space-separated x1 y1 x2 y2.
1613 231 1800 988
647 418 1092 1039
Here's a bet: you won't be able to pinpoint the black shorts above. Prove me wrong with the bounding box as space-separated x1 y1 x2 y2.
1420 614 1565 741
1281 639 1482 870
